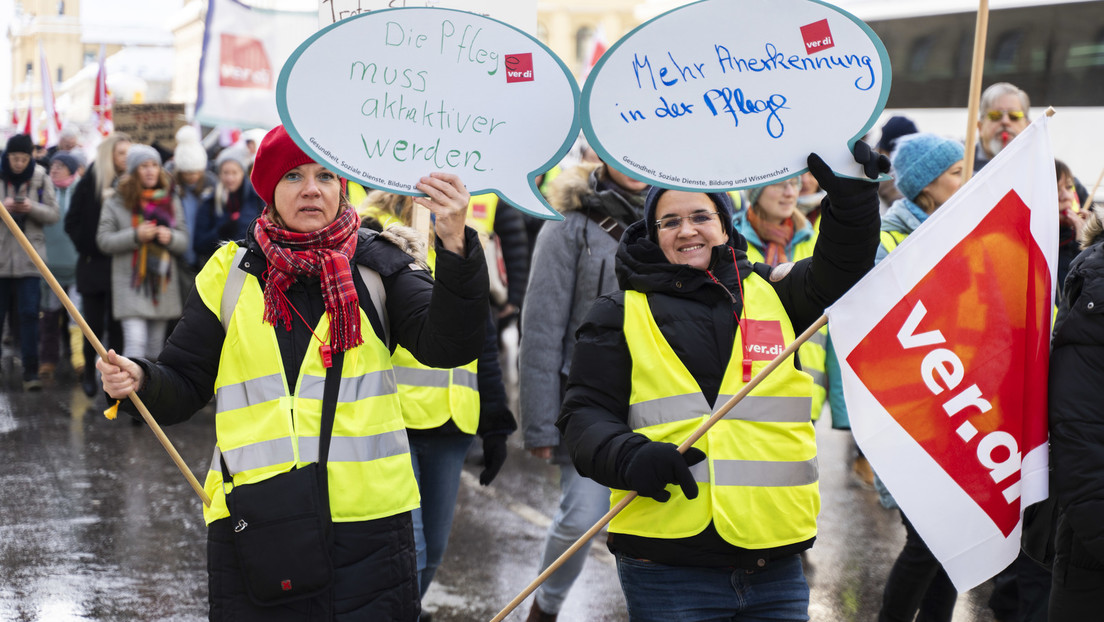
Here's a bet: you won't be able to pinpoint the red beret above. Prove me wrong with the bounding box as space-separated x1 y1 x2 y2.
249 125 316 207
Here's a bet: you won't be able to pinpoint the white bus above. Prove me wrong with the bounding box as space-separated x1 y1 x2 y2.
847 0 1104 193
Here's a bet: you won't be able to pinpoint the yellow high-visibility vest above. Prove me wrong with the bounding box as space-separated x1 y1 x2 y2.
614 280 819 548
744 238 827 420
196 243 419 525
356 207 481 433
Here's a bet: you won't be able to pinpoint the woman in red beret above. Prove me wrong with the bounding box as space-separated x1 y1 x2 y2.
97 125 490 621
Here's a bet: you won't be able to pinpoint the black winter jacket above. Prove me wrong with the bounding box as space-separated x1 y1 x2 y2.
120 224 488 621
1049 231 1104 599
65 163 113 295
557 188 879 569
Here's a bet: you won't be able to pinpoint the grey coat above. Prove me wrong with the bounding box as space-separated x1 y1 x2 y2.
519 163 647 455
0 163 59 277
97 190 189 320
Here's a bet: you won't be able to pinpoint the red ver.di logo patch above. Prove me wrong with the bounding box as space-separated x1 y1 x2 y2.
505 53 534 83
800 19 835 55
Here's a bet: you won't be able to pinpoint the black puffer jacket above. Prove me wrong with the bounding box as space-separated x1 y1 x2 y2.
122 223 488 621
65 162 113 295
557 187 879 568
1049 220 1104 613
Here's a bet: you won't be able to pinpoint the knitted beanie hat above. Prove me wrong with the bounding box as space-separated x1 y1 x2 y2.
125 144 162 175
215 145 252 173
50 152 80 175
644 187 734 241
892 134 965 201
173 125 208 173
249 125 315 206
5 133 34 156
877 115 919 153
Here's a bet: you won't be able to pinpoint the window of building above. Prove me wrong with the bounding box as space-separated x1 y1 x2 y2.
990 29 1025 74
57 67 63 82
58 1 64 15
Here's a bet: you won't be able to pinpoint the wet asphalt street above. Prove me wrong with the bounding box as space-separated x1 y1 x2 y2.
0 369 1006 621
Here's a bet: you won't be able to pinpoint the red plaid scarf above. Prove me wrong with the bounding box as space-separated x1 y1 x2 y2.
253 207 363 353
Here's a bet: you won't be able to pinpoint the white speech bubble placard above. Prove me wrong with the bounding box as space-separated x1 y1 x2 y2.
582 0 891 190
278 7 579 220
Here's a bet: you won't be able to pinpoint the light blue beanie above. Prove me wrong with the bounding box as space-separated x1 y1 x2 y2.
892 134 965 201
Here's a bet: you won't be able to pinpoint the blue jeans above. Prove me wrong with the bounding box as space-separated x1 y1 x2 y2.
616 553 810 622
0 277 42 380
534 464 611 613
409 432 475 598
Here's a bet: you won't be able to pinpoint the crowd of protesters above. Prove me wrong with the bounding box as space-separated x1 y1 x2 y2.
0 78 1100 621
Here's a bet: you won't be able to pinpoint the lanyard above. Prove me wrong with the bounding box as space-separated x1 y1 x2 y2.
274 284 333 368
706 246 752 382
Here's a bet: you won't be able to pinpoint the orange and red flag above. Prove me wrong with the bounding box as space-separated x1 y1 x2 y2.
826 116 1057 590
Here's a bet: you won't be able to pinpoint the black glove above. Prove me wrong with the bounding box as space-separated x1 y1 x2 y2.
479 433 508 486
623 442 706 502
807 140 890 208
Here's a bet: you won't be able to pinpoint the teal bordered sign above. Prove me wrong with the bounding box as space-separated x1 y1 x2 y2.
277 7 580 220
582 0 892 191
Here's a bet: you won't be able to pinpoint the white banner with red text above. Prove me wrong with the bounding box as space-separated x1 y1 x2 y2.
825 115 1057 591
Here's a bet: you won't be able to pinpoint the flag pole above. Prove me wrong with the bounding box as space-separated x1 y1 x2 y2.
0 205 212 507
489 315 828 622
962 0 990 183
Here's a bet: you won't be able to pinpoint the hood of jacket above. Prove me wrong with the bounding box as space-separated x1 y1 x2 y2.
881 197 927 235
545 162 648 223
615 219 754 304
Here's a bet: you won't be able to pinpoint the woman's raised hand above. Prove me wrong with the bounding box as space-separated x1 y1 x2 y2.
413 172 470 255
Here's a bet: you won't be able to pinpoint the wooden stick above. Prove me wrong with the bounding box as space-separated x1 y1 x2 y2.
0 204 211 507
489 315 829 622
962 0 991 183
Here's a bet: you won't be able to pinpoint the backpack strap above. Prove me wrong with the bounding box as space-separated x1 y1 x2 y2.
221 247 249 331
357 264 389 348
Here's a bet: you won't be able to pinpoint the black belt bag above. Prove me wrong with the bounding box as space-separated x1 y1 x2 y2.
221 351 344 606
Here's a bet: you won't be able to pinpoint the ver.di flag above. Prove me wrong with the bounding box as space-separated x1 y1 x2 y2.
825 115 1057 591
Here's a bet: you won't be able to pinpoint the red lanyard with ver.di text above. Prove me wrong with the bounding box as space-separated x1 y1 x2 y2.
706 246 752 382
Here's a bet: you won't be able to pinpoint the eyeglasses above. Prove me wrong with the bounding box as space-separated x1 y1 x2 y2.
768 178 802 190
656 211 720 231
986 109 1025 122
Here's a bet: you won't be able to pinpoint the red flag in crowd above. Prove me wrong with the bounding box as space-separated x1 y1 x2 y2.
825 116 1058 591
22 102 34 138
9 107 17 127
93 45 113 136
582 24 608 79
38 43 62 147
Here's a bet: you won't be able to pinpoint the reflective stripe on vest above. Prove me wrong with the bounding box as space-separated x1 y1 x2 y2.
348 208 482 433
614 280 819 548
195 242 419 525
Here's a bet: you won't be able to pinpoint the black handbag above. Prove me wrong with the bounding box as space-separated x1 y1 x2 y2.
222 351 344 606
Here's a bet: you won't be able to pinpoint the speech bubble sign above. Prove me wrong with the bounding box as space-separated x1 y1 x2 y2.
278 7 579 220
582 0 891 190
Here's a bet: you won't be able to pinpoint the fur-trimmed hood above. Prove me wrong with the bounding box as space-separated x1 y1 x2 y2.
545 161 602 214
1079 205 1104 250
378 224 431 271
543 162 648 223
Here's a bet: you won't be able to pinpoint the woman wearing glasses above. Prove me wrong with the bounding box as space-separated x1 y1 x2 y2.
556 145 887 621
